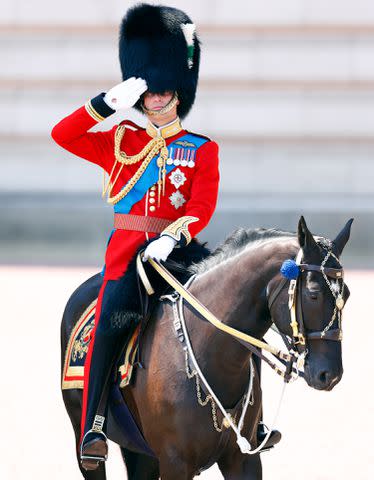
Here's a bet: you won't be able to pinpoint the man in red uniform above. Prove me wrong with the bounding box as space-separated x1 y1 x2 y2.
52 4 220 470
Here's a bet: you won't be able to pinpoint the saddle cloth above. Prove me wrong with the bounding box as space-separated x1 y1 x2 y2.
62 299 140 390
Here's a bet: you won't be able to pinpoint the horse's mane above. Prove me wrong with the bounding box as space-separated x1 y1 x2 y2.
190 226 335 275
189 227 296 275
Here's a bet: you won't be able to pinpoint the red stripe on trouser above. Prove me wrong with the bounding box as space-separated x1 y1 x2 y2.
79 278 108 444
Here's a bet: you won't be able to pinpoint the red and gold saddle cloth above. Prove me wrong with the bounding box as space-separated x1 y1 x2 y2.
62 299 140 390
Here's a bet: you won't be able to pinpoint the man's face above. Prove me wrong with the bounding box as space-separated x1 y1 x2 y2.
143 91 174 110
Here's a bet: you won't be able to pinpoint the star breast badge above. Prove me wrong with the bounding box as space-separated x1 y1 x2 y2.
169 190 186 209
169 168 187 189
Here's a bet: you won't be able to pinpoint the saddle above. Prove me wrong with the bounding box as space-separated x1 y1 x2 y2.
62 239 211 391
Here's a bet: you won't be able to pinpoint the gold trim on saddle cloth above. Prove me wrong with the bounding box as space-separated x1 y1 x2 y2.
62 299 140 390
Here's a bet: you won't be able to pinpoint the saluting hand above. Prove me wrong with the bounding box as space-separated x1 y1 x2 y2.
104 77 148 110
143 236 177 263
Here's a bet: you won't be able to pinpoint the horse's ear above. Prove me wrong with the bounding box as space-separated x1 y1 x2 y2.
297 216 318 252
332 218 354 257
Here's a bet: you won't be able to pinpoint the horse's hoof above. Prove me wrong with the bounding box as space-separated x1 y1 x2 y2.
80 437 108 471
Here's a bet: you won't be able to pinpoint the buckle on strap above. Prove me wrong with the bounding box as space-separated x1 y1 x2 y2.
293 333 306 346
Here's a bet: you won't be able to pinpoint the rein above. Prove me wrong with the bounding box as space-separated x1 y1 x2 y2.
135 246 345 455
137 244 345 381
136 252 293 454
136 253 295 379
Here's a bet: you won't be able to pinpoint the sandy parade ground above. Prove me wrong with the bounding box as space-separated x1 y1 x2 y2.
1 266 373 480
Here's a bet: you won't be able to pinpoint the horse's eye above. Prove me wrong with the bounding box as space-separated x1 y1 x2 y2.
307 291 320 300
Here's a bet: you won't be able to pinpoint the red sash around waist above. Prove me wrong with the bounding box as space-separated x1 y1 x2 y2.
114 213 172 233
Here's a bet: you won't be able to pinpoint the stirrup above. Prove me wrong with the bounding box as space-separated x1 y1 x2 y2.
80 430 108 471
257 422 282 453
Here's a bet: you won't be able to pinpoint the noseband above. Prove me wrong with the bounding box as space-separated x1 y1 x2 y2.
268 248 345 353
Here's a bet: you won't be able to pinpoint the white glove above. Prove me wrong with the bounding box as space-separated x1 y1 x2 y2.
143 236 177 262
104 77 148 110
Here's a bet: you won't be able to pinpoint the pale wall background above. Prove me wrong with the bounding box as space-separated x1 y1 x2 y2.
0 0 373 267
1 2 374 480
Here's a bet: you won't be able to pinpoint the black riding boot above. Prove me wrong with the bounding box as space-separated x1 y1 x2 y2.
80 279 142 470
253 353 282 451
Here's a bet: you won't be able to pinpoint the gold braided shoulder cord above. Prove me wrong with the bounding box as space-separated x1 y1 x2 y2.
114 125 161 165
103 124 168 205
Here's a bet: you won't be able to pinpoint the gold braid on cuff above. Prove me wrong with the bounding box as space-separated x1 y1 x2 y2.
161 216 199 246
141 92 179 116
85 100 105 122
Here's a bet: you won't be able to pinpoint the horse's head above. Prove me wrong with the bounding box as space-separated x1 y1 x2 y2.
269 216 352 391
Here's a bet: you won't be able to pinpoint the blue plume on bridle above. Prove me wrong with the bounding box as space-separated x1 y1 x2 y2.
280 259 300 280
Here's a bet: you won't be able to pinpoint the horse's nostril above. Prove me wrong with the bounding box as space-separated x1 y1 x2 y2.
319 371 329 385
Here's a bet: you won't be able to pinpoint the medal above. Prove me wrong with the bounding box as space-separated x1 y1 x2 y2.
169 190 186 209
168 145 196 167
170 168 187 189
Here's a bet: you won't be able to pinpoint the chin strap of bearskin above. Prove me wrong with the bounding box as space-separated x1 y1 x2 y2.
141 92 179 116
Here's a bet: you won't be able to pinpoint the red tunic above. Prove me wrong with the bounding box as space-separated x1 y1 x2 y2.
51 96 220 280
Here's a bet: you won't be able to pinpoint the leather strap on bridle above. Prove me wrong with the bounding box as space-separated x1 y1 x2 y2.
136 247 344 382
299 264 343 279
137 253 293 363
267 249 344 353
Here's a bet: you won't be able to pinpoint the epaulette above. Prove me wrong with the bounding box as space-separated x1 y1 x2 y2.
186 131 212 142
118 119 143 131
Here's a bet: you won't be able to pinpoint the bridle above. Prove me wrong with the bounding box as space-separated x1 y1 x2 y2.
137 244 346 381
267 247 345 356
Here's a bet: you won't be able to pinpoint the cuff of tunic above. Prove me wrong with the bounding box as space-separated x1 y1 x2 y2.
85 93 115 122
161 216 199 247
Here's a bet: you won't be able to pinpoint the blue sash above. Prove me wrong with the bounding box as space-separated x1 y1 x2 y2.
113 133 208 214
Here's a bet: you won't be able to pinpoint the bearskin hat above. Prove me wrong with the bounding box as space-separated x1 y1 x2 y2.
119 3 201 119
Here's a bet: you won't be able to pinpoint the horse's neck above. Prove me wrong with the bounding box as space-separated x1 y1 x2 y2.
186 238 297 405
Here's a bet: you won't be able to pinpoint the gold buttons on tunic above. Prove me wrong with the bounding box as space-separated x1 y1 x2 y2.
150 185 156 191
149 206 156 212
149 191 156 197
149 198 155 204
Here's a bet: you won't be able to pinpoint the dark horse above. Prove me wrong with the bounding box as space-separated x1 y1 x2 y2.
61 216 352 479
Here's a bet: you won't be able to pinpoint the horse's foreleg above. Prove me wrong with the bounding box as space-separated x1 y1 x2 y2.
120 448 159 480
218 452 262 480
158 453 195 480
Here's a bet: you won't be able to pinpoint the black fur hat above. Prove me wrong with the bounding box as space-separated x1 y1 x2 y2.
119 3 201 119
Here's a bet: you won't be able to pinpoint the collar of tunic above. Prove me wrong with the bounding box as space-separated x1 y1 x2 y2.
146 117 182 139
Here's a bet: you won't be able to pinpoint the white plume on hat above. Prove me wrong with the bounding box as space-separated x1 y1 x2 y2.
181 23 196 68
